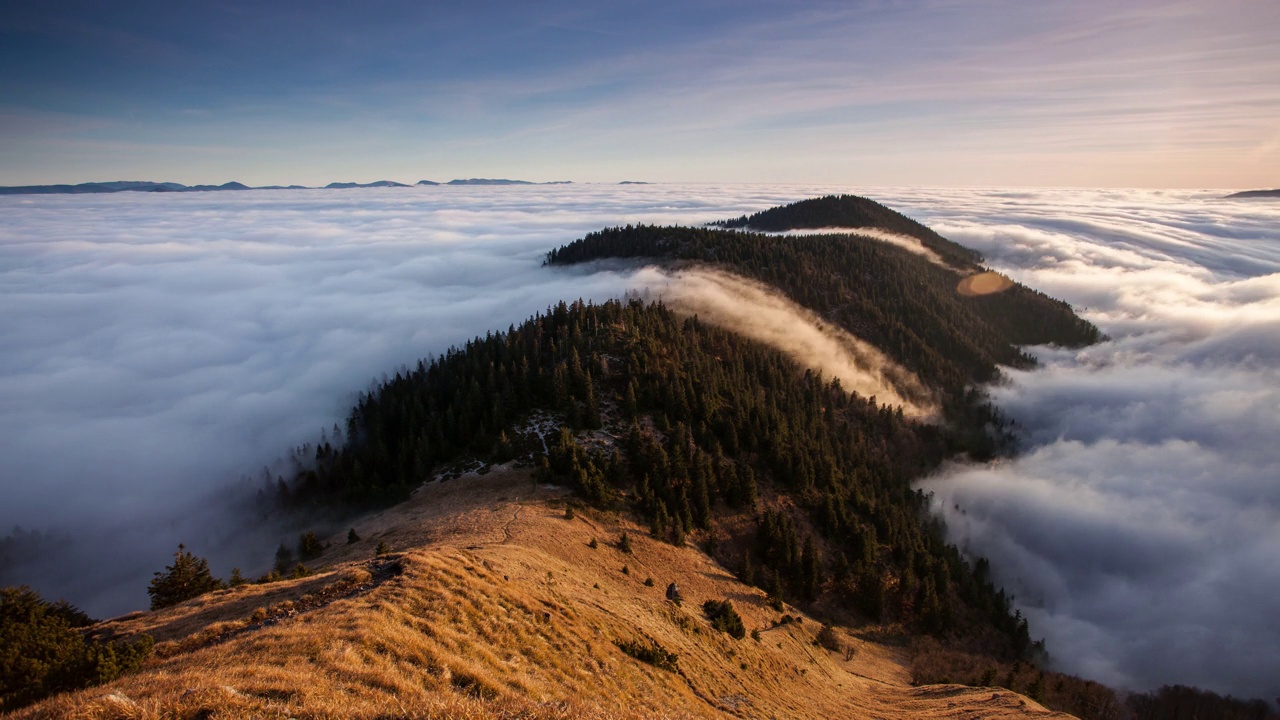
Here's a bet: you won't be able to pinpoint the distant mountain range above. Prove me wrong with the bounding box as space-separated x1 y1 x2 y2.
0 178 583 195
442 178 572 186
1225 188 1280 199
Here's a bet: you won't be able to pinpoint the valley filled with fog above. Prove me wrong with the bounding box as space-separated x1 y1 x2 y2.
2 184 1277 701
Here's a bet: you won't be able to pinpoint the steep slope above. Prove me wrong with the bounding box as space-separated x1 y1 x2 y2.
13 471 1070 720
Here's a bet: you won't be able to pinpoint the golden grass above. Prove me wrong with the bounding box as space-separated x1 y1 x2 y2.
9 469 1075 720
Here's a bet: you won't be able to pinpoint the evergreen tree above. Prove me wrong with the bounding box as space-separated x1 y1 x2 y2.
147 544 221 610
801 536 822 601
0 586 153 711
740 549 755 586
298 530 323 561
273 543 294 574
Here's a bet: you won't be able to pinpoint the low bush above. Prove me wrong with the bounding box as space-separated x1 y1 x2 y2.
614 638 679 672
702 599 746 639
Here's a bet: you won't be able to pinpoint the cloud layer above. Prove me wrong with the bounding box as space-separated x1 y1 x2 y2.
898 188 1280 700
0 183 840 615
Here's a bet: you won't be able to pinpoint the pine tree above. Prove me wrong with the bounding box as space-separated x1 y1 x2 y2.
583 374 602 429
147 544 221 610
651 502 669 538
298 530 323 561
274 543 294 574
740 549 755 586
801 536 822 601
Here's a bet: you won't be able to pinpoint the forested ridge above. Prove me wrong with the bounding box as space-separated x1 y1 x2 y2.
276 298 1032 655
268 196 1103 656
546 208 1100 397
710 194 984 269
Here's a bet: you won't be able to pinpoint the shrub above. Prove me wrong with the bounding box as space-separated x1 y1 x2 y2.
0 586 153 711
588 537 599 549
347 528 360 544
375 541 391 556
147 544 222 610
614 638 679 672
703 599 746 639
815 624 842 653
564 505 576 520
618 533 632 554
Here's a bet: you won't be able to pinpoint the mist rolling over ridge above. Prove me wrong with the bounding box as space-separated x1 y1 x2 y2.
631 265 936 418
2 184 1278 706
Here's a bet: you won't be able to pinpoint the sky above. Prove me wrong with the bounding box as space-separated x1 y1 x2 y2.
2 0 1278 188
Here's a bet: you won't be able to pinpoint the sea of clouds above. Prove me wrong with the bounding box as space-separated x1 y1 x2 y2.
888 188 1280 702
0 183 829 613
2 184 1277 701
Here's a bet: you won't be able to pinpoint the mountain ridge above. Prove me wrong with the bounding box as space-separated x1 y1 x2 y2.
9 195 1264 719
0 179 576 195
1225 188 1280 199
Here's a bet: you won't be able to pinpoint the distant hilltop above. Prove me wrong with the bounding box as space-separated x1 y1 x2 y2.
324 180 412 189
1225 188 1280 199
0 180 253 195
0 178 579 195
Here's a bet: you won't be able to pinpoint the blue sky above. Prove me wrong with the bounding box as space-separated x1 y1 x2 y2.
2 0 1277 187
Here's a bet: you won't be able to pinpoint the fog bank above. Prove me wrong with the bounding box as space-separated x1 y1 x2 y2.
899 188 1280 701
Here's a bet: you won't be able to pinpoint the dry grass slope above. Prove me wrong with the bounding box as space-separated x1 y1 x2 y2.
9 469 1075 720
